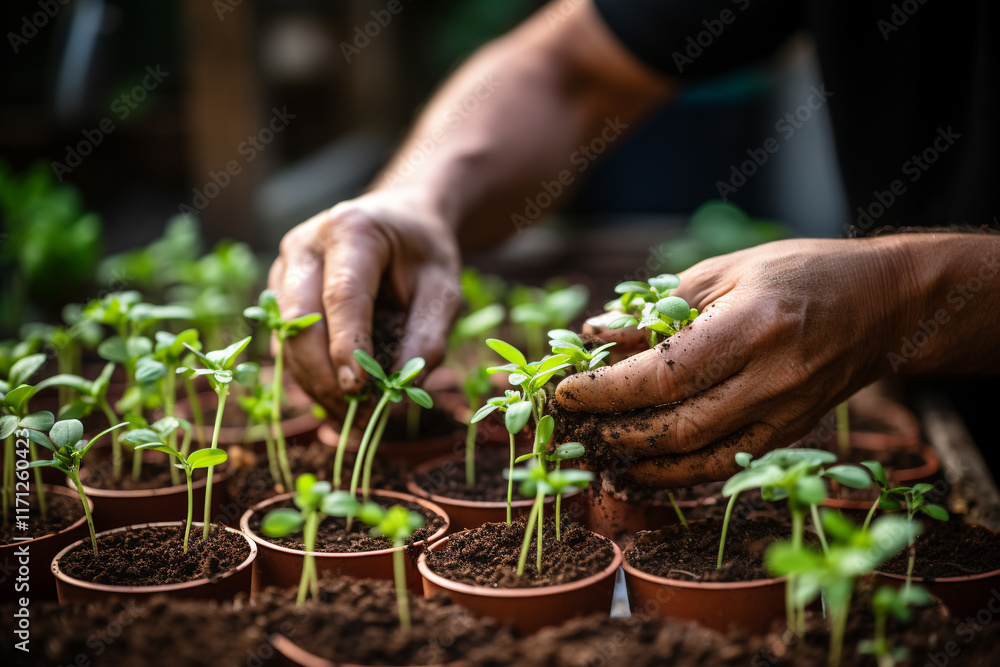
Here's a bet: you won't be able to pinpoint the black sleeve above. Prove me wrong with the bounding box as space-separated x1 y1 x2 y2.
593 0 805 80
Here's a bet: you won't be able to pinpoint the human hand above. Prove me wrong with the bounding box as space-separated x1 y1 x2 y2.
554 237 916 487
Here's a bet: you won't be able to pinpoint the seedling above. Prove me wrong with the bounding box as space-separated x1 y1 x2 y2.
21 305 102 406
349 350 432 503
509 284 588 360
471 390 533 522
126 420 226 553
546 329 615 374
261 475 361 606
358 503 425 631
858 584 933 666
606 274 698 349
514 438 587 538
506 463 592 575
766 511 920 667
244 289 322 491
26 419 129 555
236 367 286 487
176 336 253 540
836 401 850 456
331 391 366 490
483 338 572 426
719 448 871 633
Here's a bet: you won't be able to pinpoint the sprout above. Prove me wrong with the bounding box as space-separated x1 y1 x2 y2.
858 585 934 665
27 419 129 555
509 284 588 360
126 420 226 553
605 274 698 349
472 390 532 523
358 503 425 631
244 289 322 492
176 336 252 541
546 329 615 374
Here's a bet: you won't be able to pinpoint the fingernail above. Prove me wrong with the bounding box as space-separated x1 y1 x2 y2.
338 366 358 392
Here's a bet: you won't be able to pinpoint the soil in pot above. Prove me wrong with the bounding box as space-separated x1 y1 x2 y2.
246 495 445 553
411 446 524 502
879 520 1000 578
0 491 81 544
58 524 250 586
626 516 796 582
80 445 208 491
424 518 614 588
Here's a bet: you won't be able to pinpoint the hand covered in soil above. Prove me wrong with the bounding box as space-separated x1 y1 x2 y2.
555 237 917 487
269 192 460 416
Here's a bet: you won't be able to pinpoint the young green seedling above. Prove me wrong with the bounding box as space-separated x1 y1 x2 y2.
506 463 592 575
606 274 699 349
126 420 225 553
177 336 253 540
471 389 533 523
261 475 361 606
719 448 871 633
358 503 425 631
766 511 920 667
546 329 616 374
857 584 934 667
244 289 322 492
332 391 366 490
509 284 588 361
483 338 572 426
27 419 129 555
349 350 432 503
514 438 587 539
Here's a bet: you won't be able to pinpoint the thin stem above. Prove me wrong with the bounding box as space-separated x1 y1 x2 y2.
464 395 480 489
263 428 281 489
393 539 411 631
131 431 144 481
536 490 544 572
791 509 805 635
506 432 515 524
862 497 879 532
202 384 228 541
810 504 829 555
70 470 98 557
271 339 293 492
829 597 851 667
836 401 850 457
906 542 916 592
183 468 193 553
516 496 541 575
717 493 739 569
667 490 688 529
873 608 888 660
184 375 206 448
99 399 122 482
2 436 12 523
296 510 319 606
166 368 180 486
360 408 390 502
29 442 47 518
333 397 358 490
349 393 391 498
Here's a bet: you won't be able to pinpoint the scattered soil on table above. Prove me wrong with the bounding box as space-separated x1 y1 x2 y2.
79 444 208 491
880 520 1000 577
626 516 798 582
247 496 444 552
411 446 517 502
58 524 250 586
425 518 614 588
0 492 81 545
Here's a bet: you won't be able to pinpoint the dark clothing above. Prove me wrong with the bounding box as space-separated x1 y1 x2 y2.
594 0 1000 234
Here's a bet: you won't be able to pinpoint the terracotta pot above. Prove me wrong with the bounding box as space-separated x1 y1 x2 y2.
875 568 1000 617
823 442 940 514
177 391 322 453
269 633 466 667
51 521 256 604
406 453 585 532
0 485 92 600
317 422 466 468
621 543 787 635
241 489 449 595
417 531 622 635
70 442 229 532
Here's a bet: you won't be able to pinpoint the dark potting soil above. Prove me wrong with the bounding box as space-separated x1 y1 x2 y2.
248 496 444 552
425 518 614 588
382 404 464 440
58 524 250 586
81 458 209 491
879 520 1000 578
0 492 81 545
626 516 796 582
412 446 517 502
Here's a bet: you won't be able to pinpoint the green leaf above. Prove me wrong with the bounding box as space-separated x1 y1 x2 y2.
188 448 228 469
485 339 527 368
505 400 533 435
3 384 36 412
614 281 654 297
322 491 361 518
824 465 874 489
353 349 387 380
0 415 18 439
404 387 433 409
78 422 129 456
397 357 426 385
552 468 593 486
765 542 822 576
358 501 386 527
722 465 783 497
795 475 827 505
535 415 554 449
9 353 47 386
19 411 54 431
514 452 539 464
285 313 322 333
734 452 754 468
861 460 888 488
36 373 94 395
261 508 305 537
135 359 167 383
655 296 692 321
243 306 267 322
547 329 582 346
547 442 585 461
26 430 57 452
296 473 318 497
648 274 681 291
122 428 161 445
470 404 499 424
134 443 181 458
911 482 934 497
211 336 252 369
921 503 949 521
27 459 61 469
98 336 128 363
607 316 638 329
50 420 84 448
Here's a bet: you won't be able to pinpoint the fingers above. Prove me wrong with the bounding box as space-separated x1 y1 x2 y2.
397 265 461 374
320 215 391 393
555 302 747 413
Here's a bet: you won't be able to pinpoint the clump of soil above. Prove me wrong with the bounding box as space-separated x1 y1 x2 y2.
626 516 796 582
411 446 516 502
246 496 444 553
880 520 1000 577
0 492 81 545
425 518 614 588
58 524 250 586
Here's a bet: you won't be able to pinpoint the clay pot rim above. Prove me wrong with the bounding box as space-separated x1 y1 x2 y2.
50 521 257 594
405 453 579 511
417 528 623 597
269 633 465 667
240 489 450 558
621 542 786 590
0 484 93 549
875 567 1000 585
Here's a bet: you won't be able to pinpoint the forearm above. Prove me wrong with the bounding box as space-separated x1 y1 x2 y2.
370 1 671 250
889 233 1000 374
